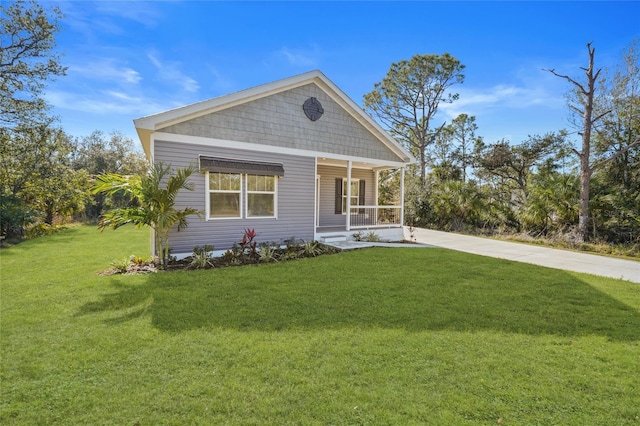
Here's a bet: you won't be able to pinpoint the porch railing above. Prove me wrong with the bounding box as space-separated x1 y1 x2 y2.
348 205 402 228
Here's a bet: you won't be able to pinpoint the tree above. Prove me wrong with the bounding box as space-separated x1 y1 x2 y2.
73 131 147 176
446 114 481 182
364 53 465 187
546 42 640 241
92 163 200 268
519 172 579 236
22 129 91 225
0 0 66 128
0 124 88 237
0 0 72 239
590 39 640 243
475 132 569 205
72 130 147 219
426 179 486 232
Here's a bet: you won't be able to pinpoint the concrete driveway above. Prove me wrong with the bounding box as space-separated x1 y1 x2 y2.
408 227 640 283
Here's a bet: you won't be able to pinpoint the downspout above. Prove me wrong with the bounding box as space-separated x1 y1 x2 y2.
346 160 352 231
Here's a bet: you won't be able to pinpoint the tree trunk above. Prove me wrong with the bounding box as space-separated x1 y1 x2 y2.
547 43 599 243
578 165 592 242
420 149 427 188
576 45 597 242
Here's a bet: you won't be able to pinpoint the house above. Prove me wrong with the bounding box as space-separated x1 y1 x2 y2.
133 70 414 257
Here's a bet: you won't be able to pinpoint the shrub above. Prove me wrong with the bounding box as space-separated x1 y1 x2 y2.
130 255 150 266
222 244 244 266
240 228 258 256
352 231 380 242
110 257 132 273
258 243 279 263
302 241 323 257
0 194 36 240
189 245 214 269
26 223 65 239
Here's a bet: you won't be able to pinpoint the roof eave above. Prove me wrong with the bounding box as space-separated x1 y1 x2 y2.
133 70 415 165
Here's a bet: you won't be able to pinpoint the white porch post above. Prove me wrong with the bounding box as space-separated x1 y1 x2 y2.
346 160 352 231
374 170 379 205
400 167 405 226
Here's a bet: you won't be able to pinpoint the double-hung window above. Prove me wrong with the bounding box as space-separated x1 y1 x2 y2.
202 156 283 220
208 172 242 218
247 174 276 217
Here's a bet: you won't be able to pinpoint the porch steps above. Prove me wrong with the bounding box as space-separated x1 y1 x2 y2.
321 234 348 243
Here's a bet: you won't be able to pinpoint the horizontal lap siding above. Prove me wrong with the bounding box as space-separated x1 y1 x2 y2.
317 165 374 227
154 140 315 253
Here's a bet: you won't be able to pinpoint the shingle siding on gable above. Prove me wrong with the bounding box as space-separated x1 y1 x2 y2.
154 140 315 253
161 84 401 163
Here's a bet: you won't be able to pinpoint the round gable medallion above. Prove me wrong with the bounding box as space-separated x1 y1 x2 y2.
303 97 324 121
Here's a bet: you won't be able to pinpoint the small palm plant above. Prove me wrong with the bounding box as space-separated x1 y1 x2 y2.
189 245 215 269
92 162 200 269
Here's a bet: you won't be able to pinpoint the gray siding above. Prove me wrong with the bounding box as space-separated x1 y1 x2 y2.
317 165 375 227
154 140 315 253
161 84 401 163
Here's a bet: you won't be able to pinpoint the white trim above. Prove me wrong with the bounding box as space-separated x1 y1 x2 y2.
206 171 243 220
154 132 408 169
341 177 361 215
134 70 415 164
400 167 405 226
149 133 155 257
314 159 320 229
374 170 379 207
205 171 279 220
149 132 155 163
205 170 210 219
346 161 352 231
135 72 325 130
246 174 278 219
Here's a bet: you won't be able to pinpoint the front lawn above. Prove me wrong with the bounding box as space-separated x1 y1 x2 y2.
1 226 639 424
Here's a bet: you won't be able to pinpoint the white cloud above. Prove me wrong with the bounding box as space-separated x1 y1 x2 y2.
46 90 163 117
59 0 163 37
439 83 564 119
102 90 143 103
147 52 200 93
95 2 163 28
275 46 320 68
70 60 142 85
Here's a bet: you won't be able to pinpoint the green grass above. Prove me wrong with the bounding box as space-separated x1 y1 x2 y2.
1 226 639 425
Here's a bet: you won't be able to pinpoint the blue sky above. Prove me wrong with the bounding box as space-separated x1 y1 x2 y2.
45 1 640 148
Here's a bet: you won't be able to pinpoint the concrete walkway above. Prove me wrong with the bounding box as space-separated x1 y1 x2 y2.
408 227 640 283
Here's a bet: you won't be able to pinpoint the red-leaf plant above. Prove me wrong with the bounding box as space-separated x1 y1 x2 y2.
240 228 258 256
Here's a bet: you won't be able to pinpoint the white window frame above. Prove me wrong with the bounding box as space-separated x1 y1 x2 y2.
342 178 360 214
206 172 278 220
246 174 278 219
206 172 243 220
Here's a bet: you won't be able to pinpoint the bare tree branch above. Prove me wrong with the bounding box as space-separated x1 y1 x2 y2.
591 137 640 171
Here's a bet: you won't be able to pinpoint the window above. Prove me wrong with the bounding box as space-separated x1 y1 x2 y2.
247 174 276 217
208 172 242 218
342 178 360 214
207 172 277 219
335 178 365 214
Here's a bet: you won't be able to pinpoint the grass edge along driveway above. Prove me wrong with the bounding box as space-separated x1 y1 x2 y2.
1 225 639 425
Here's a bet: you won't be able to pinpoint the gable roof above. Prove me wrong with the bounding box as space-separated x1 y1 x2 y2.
134 70 414 164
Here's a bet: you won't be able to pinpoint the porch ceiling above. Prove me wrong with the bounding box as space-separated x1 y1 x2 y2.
317 157 396 170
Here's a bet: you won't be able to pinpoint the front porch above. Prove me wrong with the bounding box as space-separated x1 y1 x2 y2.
315 158 406 243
